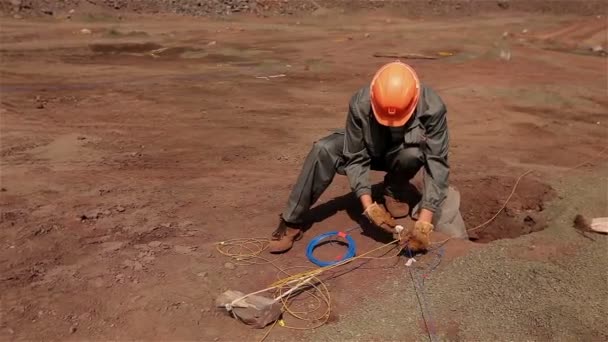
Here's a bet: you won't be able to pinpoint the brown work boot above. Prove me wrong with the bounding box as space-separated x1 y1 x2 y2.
268 218 303 254
383 195 410 219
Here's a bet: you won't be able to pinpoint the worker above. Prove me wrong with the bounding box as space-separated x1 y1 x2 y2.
269 61 467 253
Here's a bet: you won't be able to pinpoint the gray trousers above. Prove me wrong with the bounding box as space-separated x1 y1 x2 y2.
282 131 468 239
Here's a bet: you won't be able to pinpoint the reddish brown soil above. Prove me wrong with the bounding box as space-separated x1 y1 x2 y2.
1 9 606 341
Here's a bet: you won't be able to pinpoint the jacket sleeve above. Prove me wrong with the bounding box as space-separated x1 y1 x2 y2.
420 89 450 212
343 94 372 198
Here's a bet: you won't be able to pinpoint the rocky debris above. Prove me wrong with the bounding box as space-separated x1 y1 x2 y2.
115 273 125 283
80 28 92 35
79 208 117 221
224 262 236 270
123 260 144 271
34 224 60 236
148 241 162 248
34 95 47 109
3 0 606 18
69 325 77 334
590 45 606 55
197 271 208 278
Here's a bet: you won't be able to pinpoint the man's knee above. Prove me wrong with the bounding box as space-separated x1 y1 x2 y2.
311 134 343 160
393 147 423 173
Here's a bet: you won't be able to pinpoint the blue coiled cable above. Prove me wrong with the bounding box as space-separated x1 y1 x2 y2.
306 231 357 267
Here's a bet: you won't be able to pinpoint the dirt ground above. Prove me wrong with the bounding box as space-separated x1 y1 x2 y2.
1 6 607 342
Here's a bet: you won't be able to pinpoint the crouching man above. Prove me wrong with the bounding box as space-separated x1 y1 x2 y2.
270 61 467 253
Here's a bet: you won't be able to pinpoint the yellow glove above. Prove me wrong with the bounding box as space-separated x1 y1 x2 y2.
363 202 397 234
398 220 434 252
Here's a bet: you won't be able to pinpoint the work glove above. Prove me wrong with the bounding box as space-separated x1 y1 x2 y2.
397 221 434 252
363 202 397 234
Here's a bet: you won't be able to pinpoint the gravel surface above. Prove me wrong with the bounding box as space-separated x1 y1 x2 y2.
2 0 607 18
312 164 608 341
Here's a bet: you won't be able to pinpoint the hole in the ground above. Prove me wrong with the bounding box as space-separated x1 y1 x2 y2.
456 175 555 243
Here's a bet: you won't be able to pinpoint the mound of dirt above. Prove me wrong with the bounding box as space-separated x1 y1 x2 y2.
2 0 607 18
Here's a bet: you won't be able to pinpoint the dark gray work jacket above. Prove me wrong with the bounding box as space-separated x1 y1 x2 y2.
343 84 450 212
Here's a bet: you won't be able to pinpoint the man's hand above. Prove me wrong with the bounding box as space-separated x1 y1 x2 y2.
363 202 397 234
397 220 434 252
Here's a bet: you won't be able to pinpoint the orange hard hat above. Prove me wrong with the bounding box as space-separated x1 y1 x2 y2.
370 61 420 127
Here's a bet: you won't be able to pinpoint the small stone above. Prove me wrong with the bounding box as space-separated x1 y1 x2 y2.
13 14 22 20
364 33 370 38
207 41 217 46
77 136 86 140
115 274 125 283
497 0 510 9
141 255 156 263
6 328 14 334
42 9 53 16
69 326 77 334
80 28 92 34
224 262 235 270
69 9 75 14
115 206 125 212
591 45 604 53
197 272 208 278
148 241 162 248
522 28 528 34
